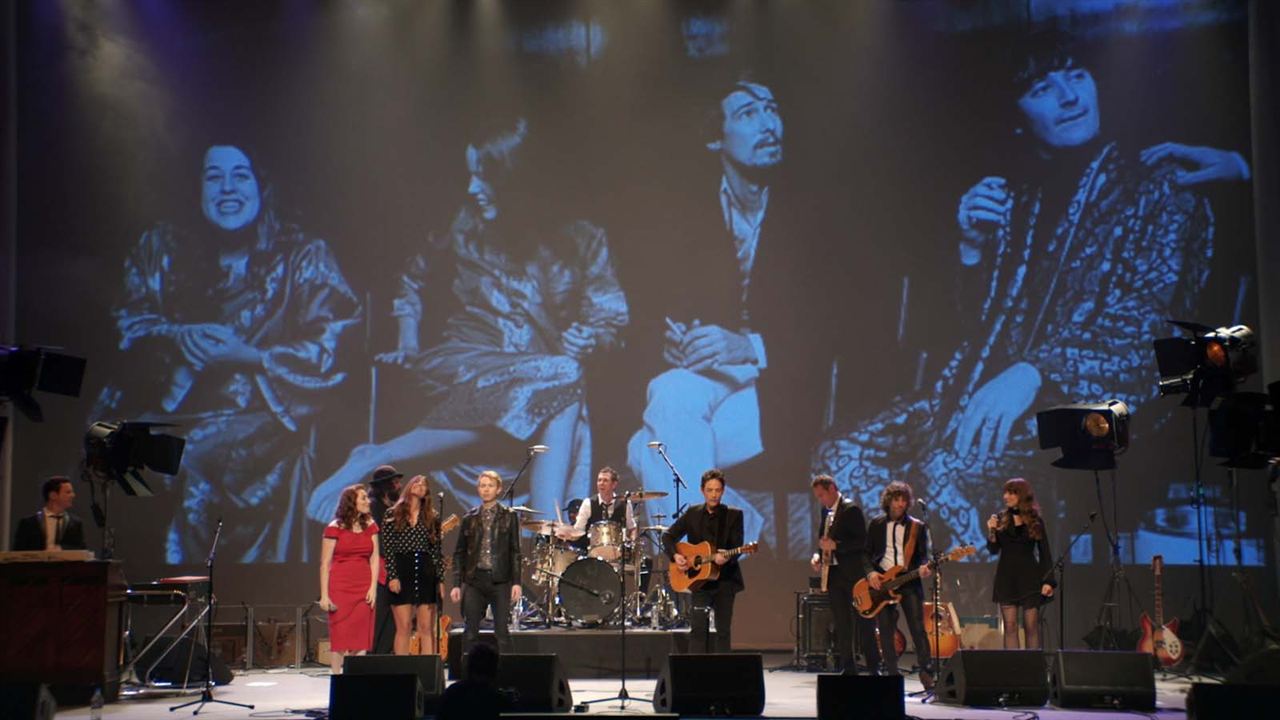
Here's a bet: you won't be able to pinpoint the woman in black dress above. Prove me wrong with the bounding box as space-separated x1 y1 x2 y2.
383 475 446 654
986 477 1055 649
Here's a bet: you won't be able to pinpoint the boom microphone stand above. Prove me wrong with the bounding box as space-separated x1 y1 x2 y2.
583 491 648 710
647 441 687 518
170 519 253 715
503 444 548 506
1043 511 1099 651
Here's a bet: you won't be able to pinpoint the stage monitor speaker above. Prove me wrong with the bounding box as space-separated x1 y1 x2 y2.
817 673 904 720
0 684 56 720
495 654 572 713
934 649 1049 707
653 653 765 716
1226 648 1280 685
328 673 421 720
1188 682 1280 720
343 654 444 714
798 593 835 663
1050 650 1154 710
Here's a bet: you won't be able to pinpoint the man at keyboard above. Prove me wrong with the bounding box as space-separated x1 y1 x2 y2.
13 476 87 551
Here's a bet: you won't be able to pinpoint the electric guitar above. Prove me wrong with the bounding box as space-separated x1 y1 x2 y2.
1137 554 1183 666
669 540 759 593
819 513 834 593
852 545 976 619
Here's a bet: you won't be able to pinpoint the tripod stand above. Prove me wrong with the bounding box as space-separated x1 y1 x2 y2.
1044 511 1098 651
1086 470 1144 651
170 519 253 715
583 509 649 711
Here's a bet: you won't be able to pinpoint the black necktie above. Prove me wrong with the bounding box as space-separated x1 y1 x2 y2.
50 514 65 545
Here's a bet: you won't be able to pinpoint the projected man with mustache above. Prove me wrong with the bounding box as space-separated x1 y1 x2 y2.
628 79 835 549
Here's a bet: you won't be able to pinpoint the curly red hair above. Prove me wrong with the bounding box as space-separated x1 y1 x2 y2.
334 484 372 530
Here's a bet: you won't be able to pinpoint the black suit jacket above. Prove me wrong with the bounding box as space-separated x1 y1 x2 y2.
816 497 870 586
866 514 931 593
662 503 746 593
13 511 88 551
452 504 522 586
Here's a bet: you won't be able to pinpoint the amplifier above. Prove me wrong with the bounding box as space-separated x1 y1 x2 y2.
796 592 836 666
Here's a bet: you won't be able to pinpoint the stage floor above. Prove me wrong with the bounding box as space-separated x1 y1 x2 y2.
49 653 1204 719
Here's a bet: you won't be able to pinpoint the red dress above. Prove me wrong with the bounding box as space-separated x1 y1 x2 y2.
325 522 378 652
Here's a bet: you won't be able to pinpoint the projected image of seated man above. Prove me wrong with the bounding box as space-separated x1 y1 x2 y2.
94 144 362 563
627 77 836 548
813 32 1216 549
308 118 629 521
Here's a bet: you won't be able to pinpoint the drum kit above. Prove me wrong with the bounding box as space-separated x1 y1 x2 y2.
512 490 683 628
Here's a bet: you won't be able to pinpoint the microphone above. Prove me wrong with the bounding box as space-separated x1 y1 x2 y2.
528 445 550 454
1088 511 1098 520
916 498 928 509
647 441 665 449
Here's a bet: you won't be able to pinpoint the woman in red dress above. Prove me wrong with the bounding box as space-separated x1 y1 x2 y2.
320 484 381 673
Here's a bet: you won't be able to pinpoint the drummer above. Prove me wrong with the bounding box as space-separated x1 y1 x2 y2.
557 466 637 551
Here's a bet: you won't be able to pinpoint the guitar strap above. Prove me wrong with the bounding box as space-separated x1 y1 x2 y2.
902 518 921 570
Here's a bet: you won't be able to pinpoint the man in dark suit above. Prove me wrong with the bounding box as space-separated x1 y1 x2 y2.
809 474 871 674
13 475 87 552
367 464 403 655
866 481 933 688
450 470 522 656
662 469 746 653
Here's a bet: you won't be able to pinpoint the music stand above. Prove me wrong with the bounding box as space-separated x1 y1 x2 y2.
170 519 253 714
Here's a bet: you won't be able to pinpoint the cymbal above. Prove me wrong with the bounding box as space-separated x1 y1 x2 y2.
649 513 668 520
625 490 669 502
509 505 544 514
521 519 555 531
640 525 669 534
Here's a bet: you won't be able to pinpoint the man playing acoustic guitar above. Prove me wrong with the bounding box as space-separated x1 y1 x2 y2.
662 469 746 653
865 481 934 688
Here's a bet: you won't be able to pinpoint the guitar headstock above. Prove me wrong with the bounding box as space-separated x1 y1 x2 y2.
1152 554 1163 576
946 545 977 562
740 542 760 555
441 513 460 535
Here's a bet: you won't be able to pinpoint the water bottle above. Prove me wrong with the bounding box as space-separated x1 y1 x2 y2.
90 686 104 720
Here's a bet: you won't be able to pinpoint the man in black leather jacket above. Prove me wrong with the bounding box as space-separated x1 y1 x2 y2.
450 470 522 655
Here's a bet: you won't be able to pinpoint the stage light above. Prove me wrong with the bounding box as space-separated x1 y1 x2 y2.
1208 381 1280 469
0 345 86 421
1036 399 1130 470
84 421 186 496
1154 322 1257 406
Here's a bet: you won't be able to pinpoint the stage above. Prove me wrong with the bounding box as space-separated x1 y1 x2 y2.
46 652 1207 719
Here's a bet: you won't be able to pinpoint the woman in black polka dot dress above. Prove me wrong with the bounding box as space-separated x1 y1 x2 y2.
382 475 446 654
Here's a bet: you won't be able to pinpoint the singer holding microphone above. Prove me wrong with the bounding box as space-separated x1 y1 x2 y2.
987 478 1055 649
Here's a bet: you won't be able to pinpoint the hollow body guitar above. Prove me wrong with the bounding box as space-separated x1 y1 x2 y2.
405 513 459 658
852 545 976 619
668 540 759 593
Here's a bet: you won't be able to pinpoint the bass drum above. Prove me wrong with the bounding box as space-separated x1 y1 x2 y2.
559 557 621 626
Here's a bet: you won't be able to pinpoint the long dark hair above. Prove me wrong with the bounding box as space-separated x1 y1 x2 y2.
389 475 438 535
998 477 1044 540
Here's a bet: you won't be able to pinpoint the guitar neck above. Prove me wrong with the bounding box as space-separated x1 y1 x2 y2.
886 555 951 590
1154 568 1164 627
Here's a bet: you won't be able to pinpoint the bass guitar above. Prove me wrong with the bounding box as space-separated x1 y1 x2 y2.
669 540 759 593
853 545 976 619
1137 554 1183 667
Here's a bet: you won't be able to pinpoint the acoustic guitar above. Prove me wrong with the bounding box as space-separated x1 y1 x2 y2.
1137 554 1183 667
852 545 976 619
669 540 759 593
892 601 961 659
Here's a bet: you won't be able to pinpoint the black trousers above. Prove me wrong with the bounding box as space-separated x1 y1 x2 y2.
869 584 933 675
826 576 879 672
690 582 736 653
462 570 512 654
371 581 396 654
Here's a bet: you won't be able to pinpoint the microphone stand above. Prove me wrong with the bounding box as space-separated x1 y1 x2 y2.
583 492 647 710
651 444 688 518
170 519 254 714
502 447 542 506
918 502 941 702
1043 512 1098 652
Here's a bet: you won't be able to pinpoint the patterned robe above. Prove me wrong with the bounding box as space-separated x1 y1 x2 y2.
814 142 1213 547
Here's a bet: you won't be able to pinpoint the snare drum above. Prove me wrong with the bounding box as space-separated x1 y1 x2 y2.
587 520 624 561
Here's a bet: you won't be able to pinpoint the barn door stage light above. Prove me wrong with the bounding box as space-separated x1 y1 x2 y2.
1154 322 1257 407
84 421 187 496
1035 399 1130 470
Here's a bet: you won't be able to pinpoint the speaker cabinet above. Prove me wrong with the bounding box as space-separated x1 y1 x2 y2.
817 673 904 720
934 650 1049 707
1051 650 1154 710
0 684 56 720
653 654 765 716
495 654 572 713
1188 682 1280 720
797 593 835 664
343 654 444 714
328 673 422 720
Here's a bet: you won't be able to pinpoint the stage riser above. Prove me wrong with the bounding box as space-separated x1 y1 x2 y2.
445 629 712 679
